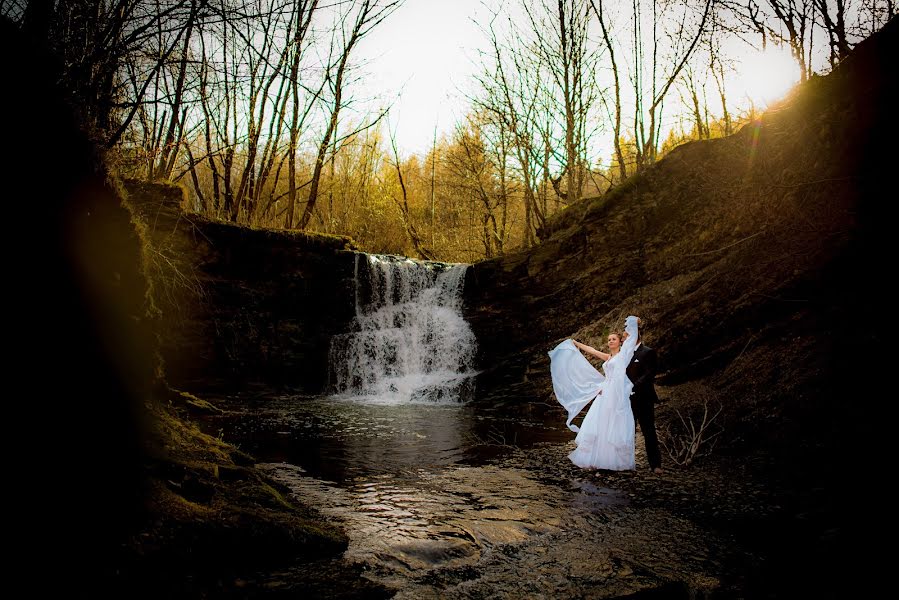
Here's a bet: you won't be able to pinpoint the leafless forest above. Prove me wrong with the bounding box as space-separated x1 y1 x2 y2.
2 0 893 260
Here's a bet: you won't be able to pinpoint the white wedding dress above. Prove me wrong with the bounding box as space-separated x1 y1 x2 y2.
548 316 639 471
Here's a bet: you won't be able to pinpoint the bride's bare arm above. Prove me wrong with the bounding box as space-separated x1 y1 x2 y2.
572 340 611 361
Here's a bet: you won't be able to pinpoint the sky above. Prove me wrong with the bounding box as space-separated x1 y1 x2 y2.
353 0 490 155
352 0 801 160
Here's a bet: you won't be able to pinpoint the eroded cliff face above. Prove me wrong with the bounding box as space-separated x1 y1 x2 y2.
126 180 359 392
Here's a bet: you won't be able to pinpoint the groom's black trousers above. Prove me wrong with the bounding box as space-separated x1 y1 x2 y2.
631 397 662 469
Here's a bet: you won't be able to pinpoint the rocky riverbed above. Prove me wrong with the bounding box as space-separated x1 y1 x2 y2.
191 393 816 599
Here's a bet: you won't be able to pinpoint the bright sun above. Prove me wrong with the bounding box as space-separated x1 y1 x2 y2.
731 44 803 106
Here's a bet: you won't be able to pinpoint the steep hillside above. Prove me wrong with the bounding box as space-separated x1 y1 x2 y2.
464 16 896 594
466 17 894 431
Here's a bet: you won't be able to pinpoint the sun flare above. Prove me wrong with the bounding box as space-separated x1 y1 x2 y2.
733 45 803 106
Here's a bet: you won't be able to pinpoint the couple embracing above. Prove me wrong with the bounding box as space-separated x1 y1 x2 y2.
549 316 662 473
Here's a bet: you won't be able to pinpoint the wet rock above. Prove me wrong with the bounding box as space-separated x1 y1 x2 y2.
127 180 358 393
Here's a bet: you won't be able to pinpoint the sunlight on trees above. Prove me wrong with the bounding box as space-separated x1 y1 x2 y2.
1 0 893 262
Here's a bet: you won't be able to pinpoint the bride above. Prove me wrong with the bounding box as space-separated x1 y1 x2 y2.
548 316 639 471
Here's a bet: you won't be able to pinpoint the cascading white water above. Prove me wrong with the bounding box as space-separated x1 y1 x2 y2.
329 253 477 404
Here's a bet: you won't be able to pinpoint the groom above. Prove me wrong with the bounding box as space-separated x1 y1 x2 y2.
625 319 663 473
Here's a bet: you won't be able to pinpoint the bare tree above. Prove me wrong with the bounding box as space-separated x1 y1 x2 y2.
152 0 201 180
680 63 711 139
473 11 545 246
629 0 715 170
472 1 598 244
746 0 814 80
231 0 293 222
815 0 851 65
859 0 896 34
707 23 734 136
284 0 321 228
724 0 891 75
293 0 402 230
11 1 204 146
523 0 599 203
590 0 628 182
386 128 435 260
673 10 743 143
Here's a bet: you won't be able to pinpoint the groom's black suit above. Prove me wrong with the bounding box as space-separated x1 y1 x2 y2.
627 344 662 470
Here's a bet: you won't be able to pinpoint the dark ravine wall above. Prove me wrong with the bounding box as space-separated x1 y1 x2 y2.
464 17 895 418
5 16 152 587
4 15 347 595
466 18 899 597
462 19 896 591
126 180 359 393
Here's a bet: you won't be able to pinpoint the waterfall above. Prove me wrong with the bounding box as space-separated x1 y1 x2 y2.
329 253 477 404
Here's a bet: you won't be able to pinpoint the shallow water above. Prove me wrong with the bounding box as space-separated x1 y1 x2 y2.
198 395 731 597
205 395 569 483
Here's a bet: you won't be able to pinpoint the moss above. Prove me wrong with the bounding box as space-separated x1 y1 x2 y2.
258 481 297 511
123 178 360 253
278 227 359 249
129 391 348 584
172 389 224 414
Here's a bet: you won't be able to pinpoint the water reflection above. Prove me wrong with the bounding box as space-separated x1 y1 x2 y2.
569 479 632 511
203 394 570 484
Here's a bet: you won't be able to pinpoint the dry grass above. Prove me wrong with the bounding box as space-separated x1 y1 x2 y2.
659 388 725 467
